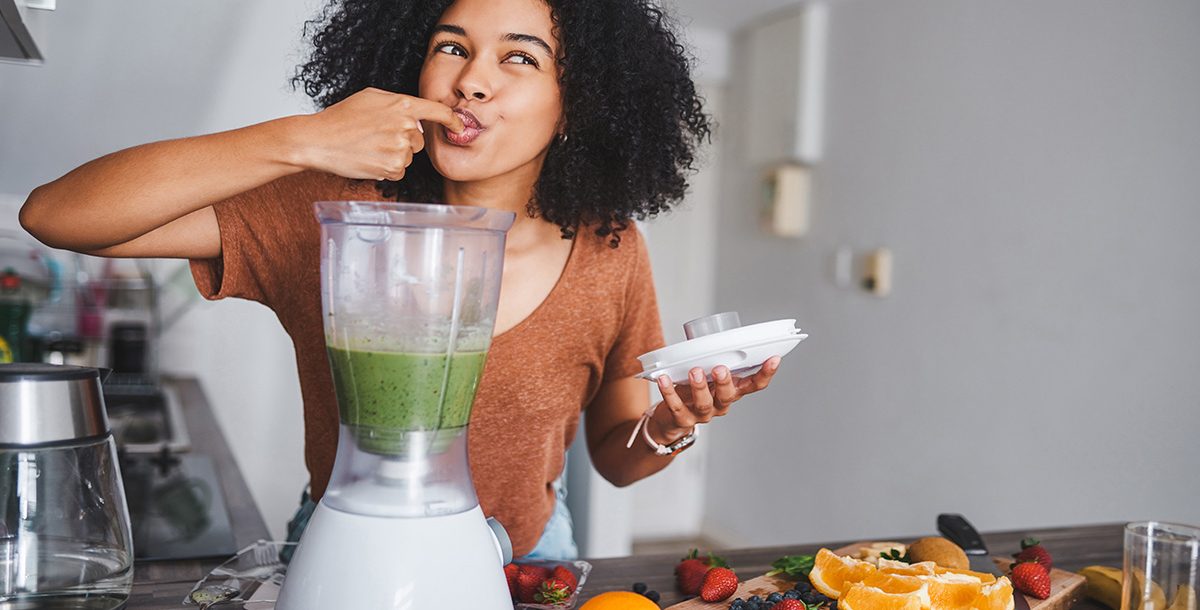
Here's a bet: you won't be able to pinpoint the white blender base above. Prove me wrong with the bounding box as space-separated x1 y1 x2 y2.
276 502 511 609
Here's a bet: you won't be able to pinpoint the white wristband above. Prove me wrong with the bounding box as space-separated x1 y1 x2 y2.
625 403 699 456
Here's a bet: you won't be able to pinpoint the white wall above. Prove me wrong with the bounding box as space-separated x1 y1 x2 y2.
703 0 1200 547
0 0 321 539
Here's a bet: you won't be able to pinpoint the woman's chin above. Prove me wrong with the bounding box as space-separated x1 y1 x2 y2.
429 151 496 183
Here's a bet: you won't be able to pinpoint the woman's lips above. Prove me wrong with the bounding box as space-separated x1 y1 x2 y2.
445 109 484 146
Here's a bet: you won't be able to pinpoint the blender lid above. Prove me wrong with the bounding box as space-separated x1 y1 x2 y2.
636 315 808 382
314 201 516 233
0 363 110 446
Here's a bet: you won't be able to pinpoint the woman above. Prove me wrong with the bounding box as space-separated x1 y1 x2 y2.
20 0 781 560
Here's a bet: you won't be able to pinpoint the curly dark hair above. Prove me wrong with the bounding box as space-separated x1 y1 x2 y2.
293 0 711 246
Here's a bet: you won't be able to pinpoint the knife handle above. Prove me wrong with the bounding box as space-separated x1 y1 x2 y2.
937 513 989 555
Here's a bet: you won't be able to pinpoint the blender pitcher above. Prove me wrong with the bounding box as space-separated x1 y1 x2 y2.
276 201 515 610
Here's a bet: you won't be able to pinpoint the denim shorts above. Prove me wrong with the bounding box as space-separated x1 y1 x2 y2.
283 470 578 562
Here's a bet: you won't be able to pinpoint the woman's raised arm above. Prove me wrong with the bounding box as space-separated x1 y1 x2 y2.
20 88 463 259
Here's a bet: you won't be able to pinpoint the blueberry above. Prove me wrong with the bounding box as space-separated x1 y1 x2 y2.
784 590 801 600
730 602 747 610
632 582 648 594
768 592 784 603
645 590 660 603
749 596 763 604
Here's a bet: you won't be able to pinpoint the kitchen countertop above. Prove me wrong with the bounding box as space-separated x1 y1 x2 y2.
122 392 1122 609
125 377 271 610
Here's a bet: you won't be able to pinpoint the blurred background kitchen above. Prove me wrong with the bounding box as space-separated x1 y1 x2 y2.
1 0 1197 560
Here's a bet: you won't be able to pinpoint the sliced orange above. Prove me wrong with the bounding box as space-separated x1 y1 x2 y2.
971 578 1016 610
921 573 984 610
841 584 924 610
882 561 939 577
809 548 879 598
862 571 926 595
935 566 998 585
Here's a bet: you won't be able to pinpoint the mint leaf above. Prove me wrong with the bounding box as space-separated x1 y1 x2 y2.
880 548 912 563
765 554 816 578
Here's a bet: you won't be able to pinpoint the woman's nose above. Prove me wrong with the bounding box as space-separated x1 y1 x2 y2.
455 59 493 102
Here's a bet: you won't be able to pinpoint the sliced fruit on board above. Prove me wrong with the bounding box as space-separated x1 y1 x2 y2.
664 542 1085 610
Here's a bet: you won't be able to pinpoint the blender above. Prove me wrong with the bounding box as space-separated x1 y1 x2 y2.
275 201 516 609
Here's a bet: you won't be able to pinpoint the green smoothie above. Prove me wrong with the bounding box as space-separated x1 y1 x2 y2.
326 346 488 455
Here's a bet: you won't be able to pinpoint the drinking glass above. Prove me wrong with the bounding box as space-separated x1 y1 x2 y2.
1122 521 1199 610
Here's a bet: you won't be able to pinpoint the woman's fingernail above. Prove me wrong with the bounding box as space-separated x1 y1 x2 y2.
715 367 728 381
417 121 425 134
690 369 703 383
658 376 670 389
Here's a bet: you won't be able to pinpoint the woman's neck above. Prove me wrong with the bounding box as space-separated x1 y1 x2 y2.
442 170 564 253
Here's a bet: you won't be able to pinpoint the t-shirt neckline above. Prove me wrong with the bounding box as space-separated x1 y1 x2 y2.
492 233 580 344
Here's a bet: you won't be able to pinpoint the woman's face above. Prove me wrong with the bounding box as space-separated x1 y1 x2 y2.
419 0 563 186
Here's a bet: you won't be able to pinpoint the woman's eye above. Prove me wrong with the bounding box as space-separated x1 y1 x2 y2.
436 43 466 57
504 53 538 67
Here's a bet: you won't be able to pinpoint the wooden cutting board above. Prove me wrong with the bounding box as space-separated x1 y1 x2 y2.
665 542 1085 610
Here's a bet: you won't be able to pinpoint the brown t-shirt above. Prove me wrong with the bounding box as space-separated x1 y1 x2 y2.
190 171 664 555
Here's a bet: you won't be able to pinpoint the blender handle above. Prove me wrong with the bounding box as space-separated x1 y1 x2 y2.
486 517 513 565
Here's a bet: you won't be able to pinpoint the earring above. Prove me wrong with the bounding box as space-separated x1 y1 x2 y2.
557 132 568 144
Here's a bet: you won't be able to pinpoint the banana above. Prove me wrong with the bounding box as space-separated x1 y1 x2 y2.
1080 565 1124 610
1132 567 1168 610
1080 566 1186 610
1168 585 1197 610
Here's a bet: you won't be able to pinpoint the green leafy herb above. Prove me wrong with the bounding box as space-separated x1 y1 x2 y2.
880 548 911 563
765 554 816 579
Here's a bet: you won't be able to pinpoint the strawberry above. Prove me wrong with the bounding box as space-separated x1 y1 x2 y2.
699 566 739 602
503 563 519 600
516 564 546 603
1010 561 1052 600
675 549 727 596
1013 537 1053 572
534 577 574 605
772 600 808 610
551 565 578 592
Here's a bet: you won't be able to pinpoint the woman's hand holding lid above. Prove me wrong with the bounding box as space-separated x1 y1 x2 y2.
647 356 783 445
